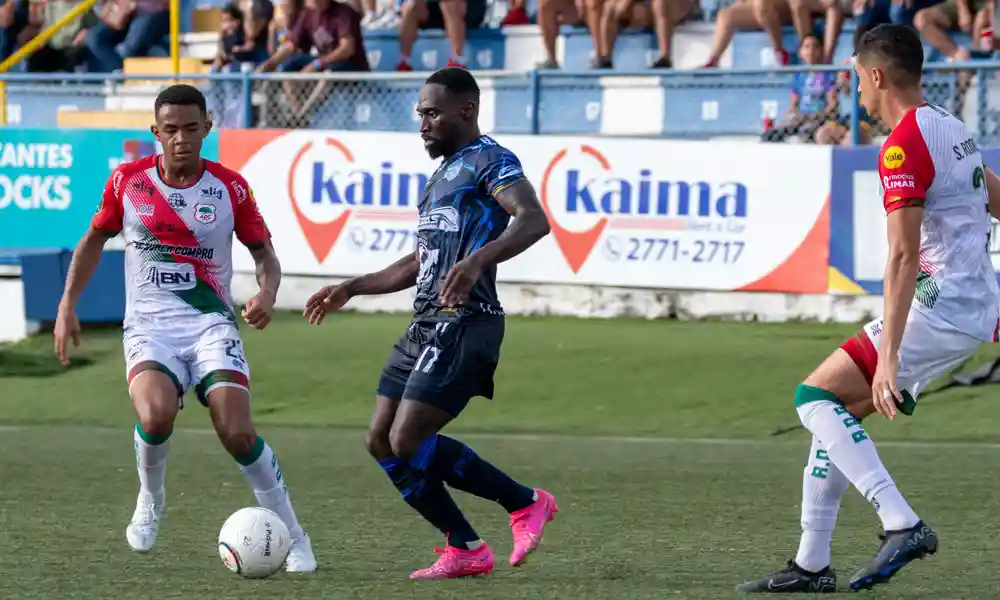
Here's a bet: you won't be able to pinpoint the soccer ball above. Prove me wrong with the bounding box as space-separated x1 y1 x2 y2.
218 507 291 578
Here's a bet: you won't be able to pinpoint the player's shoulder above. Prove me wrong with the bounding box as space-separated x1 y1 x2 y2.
203 159 253 204
107 155 156 196
112 155 157 179
472 136 519 163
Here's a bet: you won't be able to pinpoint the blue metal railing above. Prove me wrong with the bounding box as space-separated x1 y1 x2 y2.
2 61 1000 145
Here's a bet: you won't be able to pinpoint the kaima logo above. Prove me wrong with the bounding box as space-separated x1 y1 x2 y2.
538 145 749 272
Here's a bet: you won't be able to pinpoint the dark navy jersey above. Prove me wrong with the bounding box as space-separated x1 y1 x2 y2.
412 136 527 322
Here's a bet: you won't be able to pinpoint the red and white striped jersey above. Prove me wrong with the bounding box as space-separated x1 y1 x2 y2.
877 103 1000 341
92 156 270 329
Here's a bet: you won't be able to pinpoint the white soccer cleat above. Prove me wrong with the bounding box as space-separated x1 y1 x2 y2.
125 491 164 553
284 534 317 573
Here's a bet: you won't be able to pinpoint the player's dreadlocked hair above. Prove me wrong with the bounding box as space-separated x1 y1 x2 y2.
855 24 924 89
154 84 208 117
425 67 480 100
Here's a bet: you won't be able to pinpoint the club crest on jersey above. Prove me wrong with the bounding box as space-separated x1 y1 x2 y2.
168 193 187 210
137 203 154 217
201 186 223 200
194 202 217 224
444 161 462 181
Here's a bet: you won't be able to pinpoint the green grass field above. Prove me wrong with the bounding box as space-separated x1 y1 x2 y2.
2 312 1000 599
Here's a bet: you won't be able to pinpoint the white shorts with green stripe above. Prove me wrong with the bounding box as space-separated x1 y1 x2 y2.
123 321 250 407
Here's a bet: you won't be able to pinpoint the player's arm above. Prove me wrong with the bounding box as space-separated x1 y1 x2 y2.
471 181 551 267
467 152 551 268
983 166 1000 220
304 252 418 325
880 204 924 366
342 251 420 296
55 169 125 364
232 181 281 329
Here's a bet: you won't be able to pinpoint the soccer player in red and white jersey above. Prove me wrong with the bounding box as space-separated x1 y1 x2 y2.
738 24 1000 594
53 85 317 572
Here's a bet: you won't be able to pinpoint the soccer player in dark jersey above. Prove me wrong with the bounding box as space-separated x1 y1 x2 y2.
303 67 556 580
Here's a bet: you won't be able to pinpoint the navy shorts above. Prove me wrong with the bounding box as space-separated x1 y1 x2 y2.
377 319 504 417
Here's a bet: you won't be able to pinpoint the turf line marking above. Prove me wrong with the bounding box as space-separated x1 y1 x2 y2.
2 424 1000 450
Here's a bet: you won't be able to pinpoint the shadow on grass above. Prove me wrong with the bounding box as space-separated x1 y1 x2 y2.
0 351 95 378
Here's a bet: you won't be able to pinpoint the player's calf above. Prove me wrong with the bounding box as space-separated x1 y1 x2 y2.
206 383 316 572
126 366 180 553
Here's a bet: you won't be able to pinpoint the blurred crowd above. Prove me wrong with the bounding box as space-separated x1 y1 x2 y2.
0 0 994 141
0 0 995 74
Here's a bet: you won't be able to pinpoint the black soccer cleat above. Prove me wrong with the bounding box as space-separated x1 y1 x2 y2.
848 520 938 591
735 560 838 594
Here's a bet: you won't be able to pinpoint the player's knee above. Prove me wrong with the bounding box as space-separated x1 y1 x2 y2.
218 427 258 458
365 426 393 460
136 410 174 439
388 429 422 461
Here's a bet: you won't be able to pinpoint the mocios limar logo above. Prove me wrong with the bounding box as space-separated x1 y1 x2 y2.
539 144 750 273
0 142 73 210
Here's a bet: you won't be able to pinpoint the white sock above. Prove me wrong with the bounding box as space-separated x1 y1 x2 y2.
797 398 920 532
239 437 305 540
134 424 169 498
794 435 850 572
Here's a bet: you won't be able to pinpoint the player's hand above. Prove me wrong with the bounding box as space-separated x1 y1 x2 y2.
871 353 901 420
53 304 81 367
242 291 275 330
439 256 482 307
303 284 351 325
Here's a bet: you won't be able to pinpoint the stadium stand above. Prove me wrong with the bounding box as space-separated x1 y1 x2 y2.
0 0 999 141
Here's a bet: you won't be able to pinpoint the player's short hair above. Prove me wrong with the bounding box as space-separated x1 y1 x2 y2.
154 84 207 118
855 24 923 88
425 67 480 100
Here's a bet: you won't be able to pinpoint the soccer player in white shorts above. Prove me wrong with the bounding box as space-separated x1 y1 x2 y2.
738 24 1000 593
53 85 316 572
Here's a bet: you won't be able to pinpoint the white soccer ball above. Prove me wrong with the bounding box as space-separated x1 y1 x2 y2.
218 507 291 578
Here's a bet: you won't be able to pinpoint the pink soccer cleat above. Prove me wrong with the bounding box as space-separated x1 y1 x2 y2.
509 488 559 566
409 542 494 580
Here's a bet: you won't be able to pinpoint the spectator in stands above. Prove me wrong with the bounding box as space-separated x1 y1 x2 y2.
535 0 585 68
500 0 532 25
20 0 96 72
395 0 487 69
212 0 274 72
0 0 28 62
594 0 694 68
915 0 992 61
761 33 837 142
86 0 170 72
268 0 305 53
258 0 368 118
360 0 401 28
854 0 938 32
703 0 843 67
813 26 884 145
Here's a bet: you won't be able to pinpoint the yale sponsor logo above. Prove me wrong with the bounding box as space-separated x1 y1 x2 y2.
882 145 905 169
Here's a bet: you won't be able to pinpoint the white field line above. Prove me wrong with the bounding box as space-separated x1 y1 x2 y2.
1 424 1000 450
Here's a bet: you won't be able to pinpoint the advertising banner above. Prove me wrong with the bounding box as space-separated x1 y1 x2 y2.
0 130 220 250
221 130 832 293
828 147 1000 295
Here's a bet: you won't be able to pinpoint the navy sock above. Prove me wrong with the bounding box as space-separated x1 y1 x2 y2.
422 434 536 514
377 457 480 549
